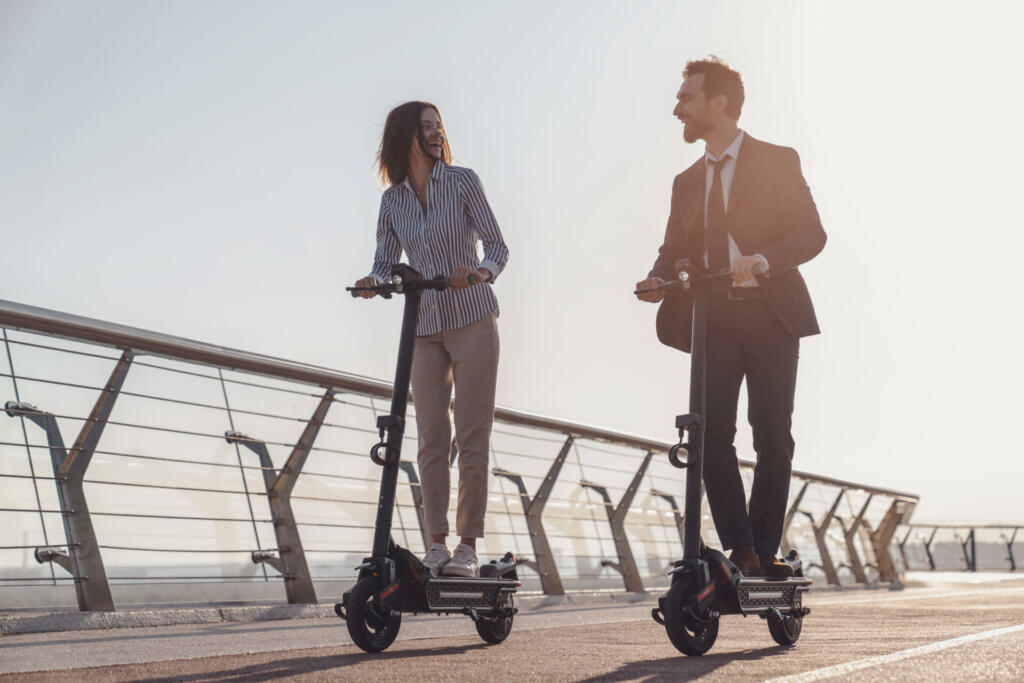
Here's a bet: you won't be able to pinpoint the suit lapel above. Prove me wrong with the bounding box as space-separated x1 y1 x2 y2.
726 133 758 217
686 163 707 259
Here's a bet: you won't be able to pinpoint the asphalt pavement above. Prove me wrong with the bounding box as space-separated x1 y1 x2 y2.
2 574 1023 681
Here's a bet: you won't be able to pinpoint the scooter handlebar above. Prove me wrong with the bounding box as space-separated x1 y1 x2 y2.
633 261 767 296
347 272 482 298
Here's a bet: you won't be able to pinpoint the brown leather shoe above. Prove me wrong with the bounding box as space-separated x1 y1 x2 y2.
759 554 795 579
728 545 761 576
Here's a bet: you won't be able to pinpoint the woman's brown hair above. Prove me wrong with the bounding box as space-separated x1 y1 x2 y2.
376 101 452 186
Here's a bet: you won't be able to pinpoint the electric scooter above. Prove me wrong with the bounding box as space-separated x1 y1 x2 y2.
337 264 519 653
642 259 812 656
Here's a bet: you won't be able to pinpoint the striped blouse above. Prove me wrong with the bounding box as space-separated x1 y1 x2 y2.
370 162 510 336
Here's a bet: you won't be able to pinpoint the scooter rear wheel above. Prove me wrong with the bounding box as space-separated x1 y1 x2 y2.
663 580 719 656
767 610 802 646
346 578 402 653
475 596 514 644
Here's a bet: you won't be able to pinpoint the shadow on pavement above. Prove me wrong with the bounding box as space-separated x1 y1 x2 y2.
134 643 492 682
578 645 793 681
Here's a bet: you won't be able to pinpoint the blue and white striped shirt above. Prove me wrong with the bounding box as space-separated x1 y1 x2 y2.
370 162 510 336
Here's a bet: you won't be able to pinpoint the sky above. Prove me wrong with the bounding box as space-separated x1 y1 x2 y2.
1 0 1022 525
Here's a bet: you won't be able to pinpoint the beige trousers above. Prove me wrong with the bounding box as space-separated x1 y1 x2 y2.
411 312 499 538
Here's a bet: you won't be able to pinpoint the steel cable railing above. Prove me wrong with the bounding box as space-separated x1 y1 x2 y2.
0 297 932 611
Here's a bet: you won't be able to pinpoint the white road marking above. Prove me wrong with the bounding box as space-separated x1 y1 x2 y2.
766 622 1024 682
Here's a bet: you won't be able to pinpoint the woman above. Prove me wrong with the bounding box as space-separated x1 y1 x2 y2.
353 101 509 577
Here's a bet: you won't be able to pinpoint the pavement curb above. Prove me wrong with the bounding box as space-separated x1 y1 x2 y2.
0 604 337 635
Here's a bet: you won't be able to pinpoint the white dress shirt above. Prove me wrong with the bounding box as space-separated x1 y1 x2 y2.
703 130 767 287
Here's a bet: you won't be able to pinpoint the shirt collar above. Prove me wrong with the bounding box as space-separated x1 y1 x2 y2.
401 161 447 191
705 129 745 165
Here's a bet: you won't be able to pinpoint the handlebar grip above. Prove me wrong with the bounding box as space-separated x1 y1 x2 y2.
467 273 481 285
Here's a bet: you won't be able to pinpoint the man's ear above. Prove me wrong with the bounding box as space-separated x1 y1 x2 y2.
711 93 729 116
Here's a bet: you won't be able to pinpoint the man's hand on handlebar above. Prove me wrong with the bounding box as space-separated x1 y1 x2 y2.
732 255 768 284
635 276 667 303
352 276 378 299
449 266 489 290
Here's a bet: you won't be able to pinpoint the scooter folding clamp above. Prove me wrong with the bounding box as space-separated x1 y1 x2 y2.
675 413 702 430
376 414 404 436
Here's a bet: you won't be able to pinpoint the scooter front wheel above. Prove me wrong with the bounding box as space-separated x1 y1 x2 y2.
663 580 719 656
345 578 402 653
767 609 802 646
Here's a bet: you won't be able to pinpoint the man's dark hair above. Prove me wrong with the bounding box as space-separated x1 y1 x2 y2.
377 101 452 186
683 57 745 120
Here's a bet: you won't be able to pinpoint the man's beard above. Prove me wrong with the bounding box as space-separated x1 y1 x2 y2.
683 118 710 143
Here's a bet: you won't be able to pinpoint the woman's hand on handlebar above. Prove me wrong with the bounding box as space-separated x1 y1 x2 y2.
449 266 489 290
635 276 666 303
353 276 378 299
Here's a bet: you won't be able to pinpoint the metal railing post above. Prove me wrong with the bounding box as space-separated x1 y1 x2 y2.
841 493 873 584
804 487 845 586
1004 528 1018 571
970 528 977 572
957 528 977 572
3 350 132 611
492 435 573 596
781 480 809 552
923 527 937 570
650 490 685 550
898 526 914 571
870 499 914 582
397 461 430 552
580 450 653 594
224 389 333 604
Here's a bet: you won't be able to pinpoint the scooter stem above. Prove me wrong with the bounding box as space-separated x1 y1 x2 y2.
371 288 422 558
682 279 709 561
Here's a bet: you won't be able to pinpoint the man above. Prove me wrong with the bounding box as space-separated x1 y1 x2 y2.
636 57 826 578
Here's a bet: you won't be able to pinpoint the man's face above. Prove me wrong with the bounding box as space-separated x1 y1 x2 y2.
413 107 445 161
673 74 713 143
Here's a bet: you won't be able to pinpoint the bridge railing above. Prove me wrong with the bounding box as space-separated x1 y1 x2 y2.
0 298 922 612
896 524 1023 573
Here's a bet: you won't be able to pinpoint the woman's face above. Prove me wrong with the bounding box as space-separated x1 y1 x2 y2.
412 107 445 162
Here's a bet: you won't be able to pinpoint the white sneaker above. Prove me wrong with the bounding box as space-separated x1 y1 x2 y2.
442 543 478 577
422 543 450 576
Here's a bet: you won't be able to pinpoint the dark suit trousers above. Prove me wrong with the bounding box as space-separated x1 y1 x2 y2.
702 285 799 556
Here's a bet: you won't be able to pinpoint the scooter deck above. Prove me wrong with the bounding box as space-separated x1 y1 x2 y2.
425 576 518 612
736 576 812 614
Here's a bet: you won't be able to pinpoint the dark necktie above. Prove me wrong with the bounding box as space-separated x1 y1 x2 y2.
706 154 732 274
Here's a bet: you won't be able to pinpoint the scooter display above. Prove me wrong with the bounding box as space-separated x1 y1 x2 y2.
338 264 519 653
642 259 812 656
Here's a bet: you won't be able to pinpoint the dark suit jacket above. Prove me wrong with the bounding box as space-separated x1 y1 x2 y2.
650 133 827 352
